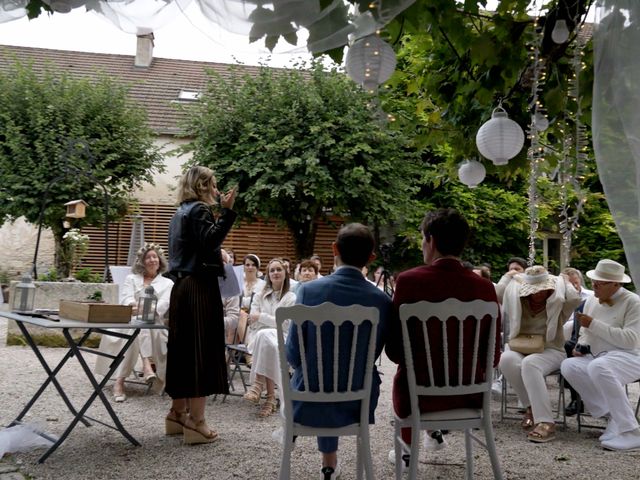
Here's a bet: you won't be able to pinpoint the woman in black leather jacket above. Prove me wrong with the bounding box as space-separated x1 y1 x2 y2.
164 165 238 445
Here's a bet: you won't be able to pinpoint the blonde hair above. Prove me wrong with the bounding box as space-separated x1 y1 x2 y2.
177 165 216 204
132 243 168 276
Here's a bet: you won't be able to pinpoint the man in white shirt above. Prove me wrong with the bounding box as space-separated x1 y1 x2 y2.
561 267 594 416
561 259 640 451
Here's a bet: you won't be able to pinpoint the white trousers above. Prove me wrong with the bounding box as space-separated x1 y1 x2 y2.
499 347 565 423
561 352 640 434
94 328 168 383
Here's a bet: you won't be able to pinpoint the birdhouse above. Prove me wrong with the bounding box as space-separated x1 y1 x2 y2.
64 200 88 219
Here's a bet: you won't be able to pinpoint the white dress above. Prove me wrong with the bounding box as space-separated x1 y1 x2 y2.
94 273 173 384
240 278 265 311
247 288 296 385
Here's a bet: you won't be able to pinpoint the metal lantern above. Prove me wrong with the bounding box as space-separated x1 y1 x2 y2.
12 275 36 313
136 285 157 324
345 34 397 92
475 106 525 166
458 160 486 188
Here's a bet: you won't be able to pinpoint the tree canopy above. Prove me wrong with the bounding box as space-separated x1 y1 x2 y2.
0 60 164 276
181 61 421 259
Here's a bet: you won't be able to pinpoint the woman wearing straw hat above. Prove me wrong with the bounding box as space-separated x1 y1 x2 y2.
498 265 581 443
561 259 640 451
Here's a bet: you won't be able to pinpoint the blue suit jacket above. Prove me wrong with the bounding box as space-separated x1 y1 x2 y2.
285 266 392 428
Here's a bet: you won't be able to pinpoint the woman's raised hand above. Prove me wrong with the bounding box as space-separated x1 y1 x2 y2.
220 185 238 210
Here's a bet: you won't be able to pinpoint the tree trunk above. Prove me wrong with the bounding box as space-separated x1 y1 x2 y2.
290 219 319 261
53 231 70 279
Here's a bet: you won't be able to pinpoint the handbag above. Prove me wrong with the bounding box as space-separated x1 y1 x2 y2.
509 333 544 355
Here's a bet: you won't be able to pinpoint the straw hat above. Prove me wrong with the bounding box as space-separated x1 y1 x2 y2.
519 265 556 297
586 259 631 283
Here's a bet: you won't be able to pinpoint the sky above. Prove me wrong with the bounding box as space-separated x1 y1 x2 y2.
0 3 313 67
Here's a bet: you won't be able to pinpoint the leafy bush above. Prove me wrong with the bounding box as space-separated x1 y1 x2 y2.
74 268 103 284
38 268 60 282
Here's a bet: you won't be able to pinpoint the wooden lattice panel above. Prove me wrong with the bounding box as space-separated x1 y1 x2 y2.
81 204 341 275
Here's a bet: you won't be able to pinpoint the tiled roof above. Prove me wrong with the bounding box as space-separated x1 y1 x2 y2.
0 44 262 135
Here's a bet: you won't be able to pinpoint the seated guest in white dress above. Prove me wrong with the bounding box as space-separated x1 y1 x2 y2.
242 258 296 417
95 243 173 402
561 259 640 451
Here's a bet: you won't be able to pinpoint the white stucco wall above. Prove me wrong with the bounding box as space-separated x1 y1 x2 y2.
0 135 191 280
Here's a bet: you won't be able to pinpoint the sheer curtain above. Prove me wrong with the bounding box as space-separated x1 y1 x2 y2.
593 0 640 285
0 0 415 53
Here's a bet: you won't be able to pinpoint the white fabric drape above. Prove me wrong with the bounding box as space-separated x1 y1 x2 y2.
593 0 640 285
0 0 415 53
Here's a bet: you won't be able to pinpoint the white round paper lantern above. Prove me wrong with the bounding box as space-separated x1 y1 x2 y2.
345 34 397 91
475 106 525 166
551 19 570 44
533 112 549 131
458 159 486 188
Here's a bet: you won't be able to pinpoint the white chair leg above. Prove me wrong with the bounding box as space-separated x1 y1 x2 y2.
464 429 473 480
359 430 375 480
279 433 294 480
408 425 420 480
356 435 363 480
394 423 404 480
483 420 504 480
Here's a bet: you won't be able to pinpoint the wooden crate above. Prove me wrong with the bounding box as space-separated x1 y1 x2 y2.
59 300 132 323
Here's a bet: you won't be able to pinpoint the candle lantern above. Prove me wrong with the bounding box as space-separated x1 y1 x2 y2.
12 275 36 313
136 285 157 324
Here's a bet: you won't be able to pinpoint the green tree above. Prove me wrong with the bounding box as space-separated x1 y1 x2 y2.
182 61 421 259
0 59 164 277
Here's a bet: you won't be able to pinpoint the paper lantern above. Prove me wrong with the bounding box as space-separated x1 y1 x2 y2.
533 112 549 132
551 19 570 44
458 160 486 188
476 106 525 166
345 34 396 91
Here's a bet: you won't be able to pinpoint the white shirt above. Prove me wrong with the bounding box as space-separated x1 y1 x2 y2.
579 288 640 355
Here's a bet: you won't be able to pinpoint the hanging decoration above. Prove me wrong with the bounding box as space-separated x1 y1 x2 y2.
526 18 547 266
458 159 486 188
345 33 397 93
475 104 525 166
558 24 589 267
551 19 570 44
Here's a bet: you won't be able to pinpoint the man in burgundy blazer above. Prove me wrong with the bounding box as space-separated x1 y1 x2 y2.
385 208 502 445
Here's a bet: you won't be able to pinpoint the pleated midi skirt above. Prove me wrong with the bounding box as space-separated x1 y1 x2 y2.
165 274 229 398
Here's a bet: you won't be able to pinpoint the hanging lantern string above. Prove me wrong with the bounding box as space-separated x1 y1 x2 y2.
558 25 588 267
527 19 546 266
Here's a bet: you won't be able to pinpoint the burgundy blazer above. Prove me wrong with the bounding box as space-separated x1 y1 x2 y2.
385 258 502 418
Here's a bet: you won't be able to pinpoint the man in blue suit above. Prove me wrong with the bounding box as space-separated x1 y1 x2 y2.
286 223 392 480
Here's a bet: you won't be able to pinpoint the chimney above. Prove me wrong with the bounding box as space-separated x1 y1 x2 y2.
135 33 154 68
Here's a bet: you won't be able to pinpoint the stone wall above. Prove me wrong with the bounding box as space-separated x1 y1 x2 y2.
0 218 55 278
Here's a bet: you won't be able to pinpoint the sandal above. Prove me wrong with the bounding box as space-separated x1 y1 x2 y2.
521 408 534 431
528 422 556 443
165 408 189 436
243 379 265 404
183 416 218 445
257 395 277 418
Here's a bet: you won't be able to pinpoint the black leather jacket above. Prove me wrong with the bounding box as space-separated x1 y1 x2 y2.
168 201 237 279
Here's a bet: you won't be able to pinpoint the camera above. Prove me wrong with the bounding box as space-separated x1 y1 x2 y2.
575 343 591 355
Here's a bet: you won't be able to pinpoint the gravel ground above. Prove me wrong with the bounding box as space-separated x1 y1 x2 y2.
1 316 640 480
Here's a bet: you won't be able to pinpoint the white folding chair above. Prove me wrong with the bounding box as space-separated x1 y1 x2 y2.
276 302 379 480
393 298 503 480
